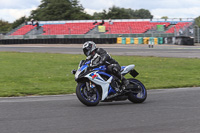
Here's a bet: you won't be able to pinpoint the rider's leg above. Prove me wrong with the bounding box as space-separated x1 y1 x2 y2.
107 64 129 87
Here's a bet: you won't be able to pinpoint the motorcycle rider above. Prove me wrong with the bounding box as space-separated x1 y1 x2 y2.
82 41 129 91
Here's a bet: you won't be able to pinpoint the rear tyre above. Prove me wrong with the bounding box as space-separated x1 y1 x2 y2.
76 82 100 106
127 79 147 103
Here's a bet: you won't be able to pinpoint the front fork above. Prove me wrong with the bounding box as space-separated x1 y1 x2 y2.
86 81 96 92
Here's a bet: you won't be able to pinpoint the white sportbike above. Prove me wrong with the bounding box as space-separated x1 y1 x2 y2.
72 60 147 106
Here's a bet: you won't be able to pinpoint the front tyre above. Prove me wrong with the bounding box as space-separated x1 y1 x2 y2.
128 79 147 103
76 82 100 106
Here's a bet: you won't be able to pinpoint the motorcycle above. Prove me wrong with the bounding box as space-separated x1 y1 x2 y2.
72 59 147 106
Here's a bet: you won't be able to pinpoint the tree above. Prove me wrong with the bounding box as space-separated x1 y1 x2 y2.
134 9 153 19
0 19 12 34
93 10 107 20
92 6 153 19
195 16 200 27
70 0 92 20
106 6 130 19
12 16 27 29
30 0 91 21
161 16 168 20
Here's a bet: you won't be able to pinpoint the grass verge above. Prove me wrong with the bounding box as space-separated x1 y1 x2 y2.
0 52 199 97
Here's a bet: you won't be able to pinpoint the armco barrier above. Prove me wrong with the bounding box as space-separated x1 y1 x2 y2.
116 37 164 45
175 36 194 45
143 37 149 44
138 37 143 44
154 38 158 45
134 38 138 44
117 37 122 44
130 38 134 44
158 37 163 44
122 37 126 44
126 37 131 44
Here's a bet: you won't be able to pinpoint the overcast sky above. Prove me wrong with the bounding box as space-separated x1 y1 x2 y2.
0 0 199 23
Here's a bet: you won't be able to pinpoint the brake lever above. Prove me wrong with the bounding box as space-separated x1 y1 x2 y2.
71 69 77 74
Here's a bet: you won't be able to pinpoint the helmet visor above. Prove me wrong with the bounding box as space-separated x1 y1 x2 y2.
83 47 91 56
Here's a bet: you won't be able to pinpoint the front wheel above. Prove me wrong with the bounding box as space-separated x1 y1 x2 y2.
127 79 147 103
76 82 100 106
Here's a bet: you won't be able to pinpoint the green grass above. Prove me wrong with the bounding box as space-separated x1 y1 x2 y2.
0 52 200 97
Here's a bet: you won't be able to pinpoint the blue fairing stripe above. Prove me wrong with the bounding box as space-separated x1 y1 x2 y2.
93 65 107 71
121 66 126 71
90 73 94 76
80 65 87 71
108 85 116 95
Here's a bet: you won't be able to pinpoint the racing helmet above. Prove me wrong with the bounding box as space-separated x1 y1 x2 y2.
83 41 96 56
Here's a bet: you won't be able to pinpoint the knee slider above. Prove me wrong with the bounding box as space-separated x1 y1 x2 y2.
113 67 118 73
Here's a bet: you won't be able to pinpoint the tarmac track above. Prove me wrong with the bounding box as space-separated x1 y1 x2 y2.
0 44 200 58
0 87 200 133
0 44 200 133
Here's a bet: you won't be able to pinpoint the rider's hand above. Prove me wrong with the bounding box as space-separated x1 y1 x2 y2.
98 60 103 66
89 63 99 68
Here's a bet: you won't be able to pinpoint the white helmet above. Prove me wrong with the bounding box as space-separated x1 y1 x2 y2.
83 41 96 56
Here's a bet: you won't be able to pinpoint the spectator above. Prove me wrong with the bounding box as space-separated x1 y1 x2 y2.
93 20 97 25
109 18 113 25
35 20 39 30
163 24 166 30
99 19 104 25
30 19 34 26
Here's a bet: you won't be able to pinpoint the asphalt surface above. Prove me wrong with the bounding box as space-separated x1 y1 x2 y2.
0 44 200 58
0 44 200 133
1 87 200 133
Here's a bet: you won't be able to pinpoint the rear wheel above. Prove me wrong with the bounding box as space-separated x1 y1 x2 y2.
127 79 147 103
76 82 100 106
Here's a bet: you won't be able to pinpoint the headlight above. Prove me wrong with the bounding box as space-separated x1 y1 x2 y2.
75 70 82 80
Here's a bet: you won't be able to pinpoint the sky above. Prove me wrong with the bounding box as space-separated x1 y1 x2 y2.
0 0 199 23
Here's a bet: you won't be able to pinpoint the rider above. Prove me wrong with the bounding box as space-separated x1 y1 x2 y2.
82 41 129 90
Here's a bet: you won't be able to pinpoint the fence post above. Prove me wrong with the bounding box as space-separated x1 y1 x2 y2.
194 25 199 44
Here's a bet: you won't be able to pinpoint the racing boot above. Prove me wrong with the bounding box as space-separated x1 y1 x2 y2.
121 77 129 91
112 66 129 92
116 74 129 92
122 78 129 87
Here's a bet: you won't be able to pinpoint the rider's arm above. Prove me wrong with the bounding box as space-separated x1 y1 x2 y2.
96 48 111 65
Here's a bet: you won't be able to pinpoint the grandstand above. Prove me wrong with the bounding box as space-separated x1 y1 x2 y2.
0 18 195 45
7 19 194 36
42 22 96 35
10 25 36 36
104 21 171 34
165 22 191 33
